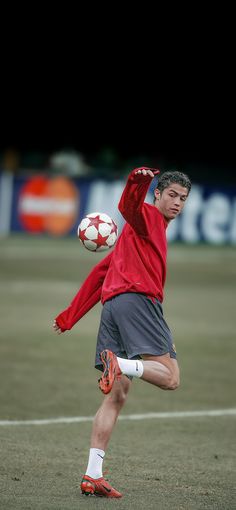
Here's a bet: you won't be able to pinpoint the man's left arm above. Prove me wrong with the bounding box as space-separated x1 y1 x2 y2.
54 250 113 333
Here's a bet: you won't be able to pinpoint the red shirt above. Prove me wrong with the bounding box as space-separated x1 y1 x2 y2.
56 169 167 332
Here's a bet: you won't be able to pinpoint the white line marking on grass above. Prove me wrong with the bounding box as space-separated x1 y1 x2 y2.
0 409 236 426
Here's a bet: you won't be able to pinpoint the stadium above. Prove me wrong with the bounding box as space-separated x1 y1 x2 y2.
0 139 235 509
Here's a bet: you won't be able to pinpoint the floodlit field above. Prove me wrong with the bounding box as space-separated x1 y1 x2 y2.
0 236 236 510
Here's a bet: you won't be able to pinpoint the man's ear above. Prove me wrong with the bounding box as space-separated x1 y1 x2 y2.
154 188 160 200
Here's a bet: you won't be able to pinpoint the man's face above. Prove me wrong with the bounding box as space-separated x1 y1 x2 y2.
154 183 189 221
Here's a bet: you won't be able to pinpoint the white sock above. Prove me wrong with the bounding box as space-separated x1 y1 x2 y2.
117 357 144 378
85 448 105 479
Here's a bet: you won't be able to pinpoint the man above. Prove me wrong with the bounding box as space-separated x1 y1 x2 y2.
53 167 191 498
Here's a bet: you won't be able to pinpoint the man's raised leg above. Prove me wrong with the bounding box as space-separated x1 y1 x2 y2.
99 349 180 394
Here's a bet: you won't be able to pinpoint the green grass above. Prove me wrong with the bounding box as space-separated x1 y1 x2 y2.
0 236 236 509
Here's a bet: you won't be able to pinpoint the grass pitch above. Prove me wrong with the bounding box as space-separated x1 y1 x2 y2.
0 236 235 509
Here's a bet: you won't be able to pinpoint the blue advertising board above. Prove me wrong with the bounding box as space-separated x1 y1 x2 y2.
0 172 236 244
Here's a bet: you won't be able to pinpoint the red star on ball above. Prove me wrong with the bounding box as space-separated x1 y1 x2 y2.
95 232 109 247
110 221 118 235
79 228 89 242
88 215 107 229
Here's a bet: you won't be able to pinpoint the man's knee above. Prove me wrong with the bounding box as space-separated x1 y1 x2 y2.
165 359 180 390
108 377 130 407
109 388 128 407
166 374 180 390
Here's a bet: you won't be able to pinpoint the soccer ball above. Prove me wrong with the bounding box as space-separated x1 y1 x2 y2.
77 212 118 252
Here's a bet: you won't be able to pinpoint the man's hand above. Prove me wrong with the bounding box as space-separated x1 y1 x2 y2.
134 167 160 178
53 319 62 335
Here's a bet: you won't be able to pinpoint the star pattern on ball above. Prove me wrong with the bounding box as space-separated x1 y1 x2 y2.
96 232 110 247
88 215 107 229
79 228 89 242
78 212 118 252
110 221 118 235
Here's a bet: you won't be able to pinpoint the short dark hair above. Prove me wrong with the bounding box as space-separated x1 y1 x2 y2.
156 171 191 195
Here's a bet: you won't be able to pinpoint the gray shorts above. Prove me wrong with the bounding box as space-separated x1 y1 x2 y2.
95 292 176 371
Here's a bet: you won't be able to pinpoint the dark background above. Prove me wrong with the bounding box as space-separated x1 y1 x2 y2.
0 102 235 185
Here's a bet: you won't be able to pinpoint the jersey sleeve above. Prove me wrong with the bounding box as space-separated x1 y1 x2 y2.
118 169 153 236
55 250 113 332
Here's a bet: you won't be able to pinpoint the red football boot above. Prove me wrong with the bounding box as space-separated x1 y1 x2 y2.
81 475 122 498
99 349 122 394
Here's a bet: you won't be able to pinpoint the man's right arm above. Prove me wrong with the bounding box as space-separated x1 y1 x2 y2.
118 167 159 236
53 250 113 333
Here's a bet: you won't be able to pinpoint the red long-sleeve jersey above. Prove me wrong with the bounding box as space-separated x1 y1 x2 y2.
56 169 168 332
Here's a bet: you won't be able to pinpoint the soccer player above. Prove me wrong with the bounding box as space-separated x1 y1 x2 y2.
53 167 191 498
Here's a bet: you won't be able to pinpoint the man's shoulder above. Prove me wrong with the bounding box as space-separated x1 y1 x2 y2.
144 202 155 210
144 202 162 217
143 203 166 228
